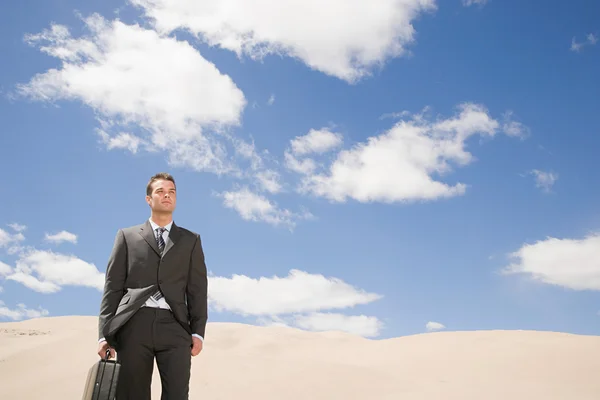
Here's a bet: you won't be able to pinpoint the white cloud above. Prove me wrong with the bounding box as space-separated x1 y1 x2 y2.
294 103 522 204
0 262 12 277
462 0 488 6
4 272 61 293
502 111 529 138
501 233 600 291
0 300 49 320
267 94 275 106
208 269 382 316
97 130 143 154
45 230 78 244
260 312 383 338
231 138 283 194
529 169 558 193
218 187 311 229
570 37 585 52
0 225 104 294
17 13 246 176
284 128 343 175
5 249 104 293
426 321 445 331
130 0 438 83
210 269 383 337
284 153 318 176
290 129 344 156
7 223 26 232
293 312 383 337
570 33 597 52
0 228 25 251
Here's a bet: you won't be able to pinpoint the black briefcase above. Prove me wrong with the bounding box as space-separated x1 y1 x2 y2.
81 349 121 400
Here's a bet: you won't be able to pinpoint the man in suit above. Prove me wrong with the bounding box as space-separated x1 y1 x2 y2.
97 172 208 399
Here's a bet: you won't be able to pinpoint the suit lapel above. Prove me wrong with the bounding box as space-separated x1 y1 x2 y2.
139 221 160 256
163 222 180 257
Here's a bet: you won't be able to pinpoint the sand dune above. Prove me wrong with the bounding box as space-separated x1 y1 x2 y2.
0 316 599 399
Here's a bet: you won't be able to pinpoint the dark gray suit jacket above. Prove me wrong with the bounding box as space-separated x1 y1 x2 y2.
98 220 208 349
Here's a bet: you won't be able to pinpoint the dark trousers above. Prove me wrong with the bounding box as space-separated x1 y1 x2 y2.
114 307 193 400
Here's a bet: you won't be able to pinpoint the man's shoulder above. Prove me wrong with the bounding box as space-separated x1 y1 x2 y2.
118 222 147 235
174 224 201 239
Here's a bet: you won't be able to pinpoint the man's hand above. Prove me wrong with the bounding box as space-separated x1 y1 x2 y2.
191 336 203 356
97 340 115 359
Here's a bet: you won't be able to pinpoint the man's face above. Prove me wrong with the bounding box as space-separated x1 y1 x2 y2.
146 179 177 213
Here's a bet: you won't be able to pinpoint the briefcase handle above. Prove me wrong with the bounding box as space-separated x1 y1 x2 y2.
104 348 117 362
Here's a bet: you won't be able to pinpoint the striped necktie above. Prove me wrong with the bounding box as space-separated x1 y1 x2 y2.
152 227 166 301
156 227 166 255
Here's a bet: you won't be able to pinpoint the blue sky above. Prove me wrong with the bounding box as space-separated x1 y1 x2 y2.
1 0 599 339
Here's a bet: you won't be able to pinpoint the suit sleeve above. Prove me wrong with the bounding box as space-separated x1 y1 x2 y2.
187 234 208 339
98 229 128 340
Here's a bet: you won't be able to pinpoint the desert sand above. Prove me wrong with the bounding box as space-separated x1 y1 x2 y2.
0 316 599 399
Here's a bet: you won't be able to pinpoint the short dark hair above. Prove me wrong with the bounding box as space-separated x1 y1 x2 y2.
146 172 176 196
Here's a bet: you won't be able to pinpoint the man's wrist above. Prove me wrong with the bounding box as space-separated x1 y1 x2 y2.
192 334 204 342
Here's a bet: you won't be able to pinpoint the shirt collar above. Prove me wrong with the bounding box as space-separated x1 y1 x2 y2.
148 218 173 232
